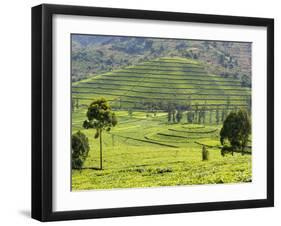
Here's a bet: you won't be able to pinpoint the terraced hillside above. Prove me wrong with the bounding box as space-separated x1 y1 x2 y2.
72 57 251 112
71 56 252 190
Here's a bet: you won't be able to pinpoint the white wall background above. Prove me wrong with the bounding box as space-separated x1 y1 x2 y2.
0 0 279 225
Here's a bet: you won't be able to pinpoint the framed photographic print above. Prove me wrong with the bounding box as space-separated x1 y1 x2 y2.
32 4 274 221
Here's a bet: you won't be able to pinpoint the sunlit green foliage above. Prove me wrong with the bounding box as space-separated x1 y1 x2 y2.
83 98 117 169
220 109 251 151
72 131 90 169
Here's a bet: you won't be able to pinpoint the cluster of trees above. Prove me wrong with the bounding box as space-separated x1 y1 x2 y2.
241 74 252 88
202 108 251 160
166 103 231 125
71 97 251 170
167 109 183 123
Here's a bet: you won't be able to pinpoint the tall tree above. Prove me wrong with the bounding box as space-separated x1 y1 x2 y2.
168 110 172 123
209 110 213 124
187 111 194 123
226 96 230 113
220 109 251 152
198 110 203 124
128 108 133 117
71 99 75 112
247 96 252 115
187 96 192 110
176 110 183 123
172 109 176 123
241 74 251 88
194 103 199 122
76 98 79 109
202 102 207 124
216 108 220 125
221 109 226 122
83 98 117 170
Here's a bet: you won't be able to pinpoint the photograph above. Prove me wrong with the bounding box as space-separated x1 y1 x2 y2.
71 34 252 191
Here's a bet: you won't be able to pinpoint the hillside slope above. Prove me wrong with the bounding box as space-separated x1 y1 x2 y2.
72 35 252 83
72 57 251 111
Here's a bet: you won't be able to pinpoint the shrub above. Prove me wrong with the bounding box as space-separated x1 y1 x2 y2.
72 131 90 169
202 145 209 161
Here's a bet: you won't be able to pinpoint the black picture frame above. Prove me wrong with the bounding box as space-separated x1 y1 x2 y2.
32 3 274 222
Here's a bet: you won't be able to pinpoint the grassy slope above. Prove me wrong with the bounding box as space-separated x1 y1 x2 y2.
72 57 250 110
71 57 252 190
72 110 251 190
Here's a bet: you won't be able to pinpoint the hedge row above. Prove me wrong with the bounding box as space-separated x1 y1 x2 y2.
82 82 250 92
102 75 240 83
92 78 242 87
73 91 248 102
73 85 250 97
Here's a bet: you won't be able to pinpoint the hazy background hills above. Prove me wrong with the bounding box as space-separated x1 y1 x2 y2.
71 35 251 87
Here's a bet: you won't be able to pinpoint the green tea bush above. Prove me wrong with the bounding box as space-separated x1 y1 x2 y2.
202 145 209 161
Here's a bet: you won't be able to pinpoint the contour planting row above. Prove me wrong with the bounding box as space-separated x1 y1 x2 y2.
144 127 218 144
72 86 250 97
134 64 204 70
109 71 236 83
88 78 242 87
72 95 248 108
112 133 179 148
120 67 206 73
113 70 205 75
74 86 249 98
78 82 250 92
151 59 202 65
99 75 241 84
116 67 206 74
74 83 250 98
72 91 248 102
72 98 247 111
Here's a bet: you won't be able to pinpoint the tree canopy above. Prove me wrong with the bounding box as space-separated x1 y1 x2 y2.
220 109 251 151
72 131 90 169
83 98 117 169
83 98 117 133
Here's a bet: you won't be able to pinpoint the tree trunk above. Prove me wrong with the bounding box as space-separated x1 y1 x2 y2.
100 129 103 170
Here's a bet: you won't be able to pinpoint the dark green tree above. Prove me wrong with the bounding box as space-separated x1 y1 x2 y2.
83 98 117 170
216 108 220 125
194 103 199 122
72 131 90 169
168 110 172 122
187 111 194 123
172 109 176 123
202 109 206 124
247 96 252 115
71 99 75 112
221 109 226 122
202 145 209 161
176 110 183 123
209 110 213 124
187 96 192 109
198 110 202 124
76 98 79 109
128 108 133 117
241 74 251 88
226 96 230 112
220 109 251 152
